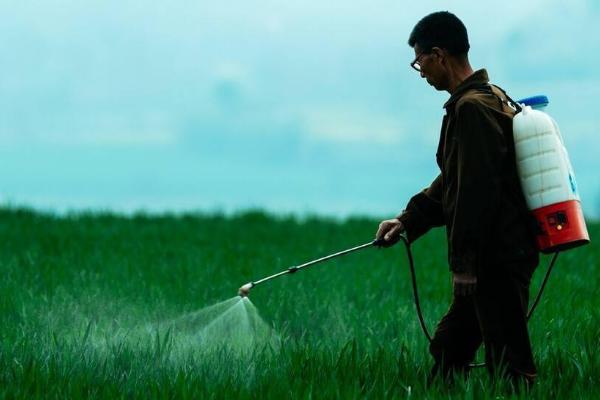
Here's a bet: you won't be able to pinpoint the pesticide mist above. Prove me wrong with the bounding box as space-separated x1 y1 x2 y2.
36 292 282 378
153 296 281 356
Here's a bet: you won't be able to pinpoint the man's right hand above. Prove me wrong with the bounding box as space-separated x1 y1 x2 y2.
375 218 405 247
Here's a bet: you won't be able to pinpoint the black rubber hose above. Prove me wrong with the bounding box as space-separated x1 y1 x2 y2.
399 235 433 342
526 251 559 320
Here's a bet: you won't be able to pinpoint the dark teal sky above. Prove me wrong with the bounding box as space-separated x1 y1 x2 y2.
1 0 599 218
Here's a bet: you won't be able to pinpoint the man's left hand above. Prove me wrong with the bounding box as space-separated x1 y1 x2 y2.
452 271 477 296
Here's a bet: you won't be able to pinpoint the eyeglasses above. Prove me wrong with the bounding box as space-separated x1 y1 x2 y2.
410 51 430 72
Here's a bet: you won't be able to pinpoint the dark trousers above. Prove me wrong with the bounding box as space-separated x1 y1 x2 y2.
429 259 538 384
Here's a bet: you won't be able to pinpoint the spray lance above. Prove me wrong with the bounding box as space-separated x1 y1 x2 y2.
238 239 382 298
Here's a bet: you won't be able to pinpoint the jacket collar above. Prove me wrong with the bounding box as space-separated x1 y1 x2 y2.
443 69 489 110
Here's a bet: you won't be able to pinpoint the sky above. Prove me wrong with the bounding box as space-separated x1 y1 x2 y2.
1 0 599 219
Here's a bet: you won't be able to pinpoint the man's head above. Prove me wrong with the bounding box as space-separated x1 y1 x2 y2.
408 11 471 92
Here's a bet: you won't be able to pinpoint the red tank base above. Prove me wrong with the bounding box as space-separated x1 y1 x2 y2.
534 200 590 254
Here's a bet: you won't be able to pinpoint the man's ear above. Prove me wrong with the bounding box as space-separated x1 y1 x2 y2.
431 47 445 64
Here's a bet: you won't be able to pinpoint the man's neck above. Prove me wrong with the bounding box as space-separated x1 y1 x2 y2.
447 64 474 94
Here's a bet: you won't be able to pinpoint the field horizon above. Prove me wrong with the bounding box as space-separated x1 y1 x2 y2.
0 207 598 399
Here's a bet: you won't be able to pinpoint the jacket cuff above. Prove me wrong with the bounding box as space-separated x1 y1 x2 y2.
396 211 419 244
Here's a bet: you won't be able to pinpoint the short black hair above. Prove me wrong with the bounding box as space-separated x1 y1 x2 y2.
408 11 470 56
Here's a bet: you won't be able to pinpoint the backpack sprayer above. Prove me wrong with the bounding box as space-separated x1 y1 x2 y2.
238 94 590 365
511 95 589 252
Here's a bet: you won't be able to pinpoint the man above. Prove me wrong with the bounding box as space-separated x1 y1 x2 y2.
375 11 540 386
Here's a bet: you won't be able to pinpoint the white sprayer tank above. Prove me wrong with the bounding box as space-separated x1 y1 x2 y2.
512 95 589 253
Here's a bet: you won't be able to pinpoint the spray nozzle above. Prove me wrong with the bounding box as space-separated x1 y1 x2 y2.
238 282 253 297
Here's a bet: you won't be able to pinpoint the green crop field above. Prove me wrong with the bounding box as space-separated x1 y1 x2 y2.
0 208 598 399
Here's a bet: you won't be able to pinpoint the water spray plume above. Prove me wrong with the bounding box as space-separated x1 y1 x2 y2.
151 296 280 357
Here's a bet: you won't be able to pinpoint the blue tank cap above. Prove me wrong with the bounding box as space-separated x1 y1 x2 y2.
517 95 549 107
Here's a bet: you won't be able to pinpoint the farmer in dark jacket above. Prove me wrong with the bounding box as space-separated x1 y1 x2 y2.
375 11 539 386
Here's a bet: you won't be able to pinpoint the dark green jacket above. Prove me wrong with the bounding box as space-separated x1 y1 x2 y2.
397 69 539 275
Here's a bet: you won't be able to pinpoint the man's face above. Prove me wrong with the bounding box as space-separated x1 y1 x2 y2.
413 44 448 91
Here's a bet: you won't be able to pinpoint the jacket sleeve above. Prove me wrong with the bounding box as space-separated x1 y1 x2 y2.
396 174 445 243
448 101 504 274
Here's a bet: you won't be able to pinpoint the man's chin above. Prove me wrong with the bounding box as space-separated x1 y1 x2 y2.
426 79 439 89
428 81 446 91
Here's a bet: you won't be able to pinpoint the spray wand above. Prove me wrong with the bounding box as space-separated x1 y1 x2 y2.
238 239 383 297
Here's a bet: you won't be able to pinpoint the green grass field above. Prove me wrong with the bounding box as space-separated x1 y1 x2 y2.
0 208 598 399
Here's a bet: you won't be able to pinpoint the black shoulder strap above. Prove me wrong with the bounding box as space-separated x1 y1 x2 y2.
489 84 523 113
